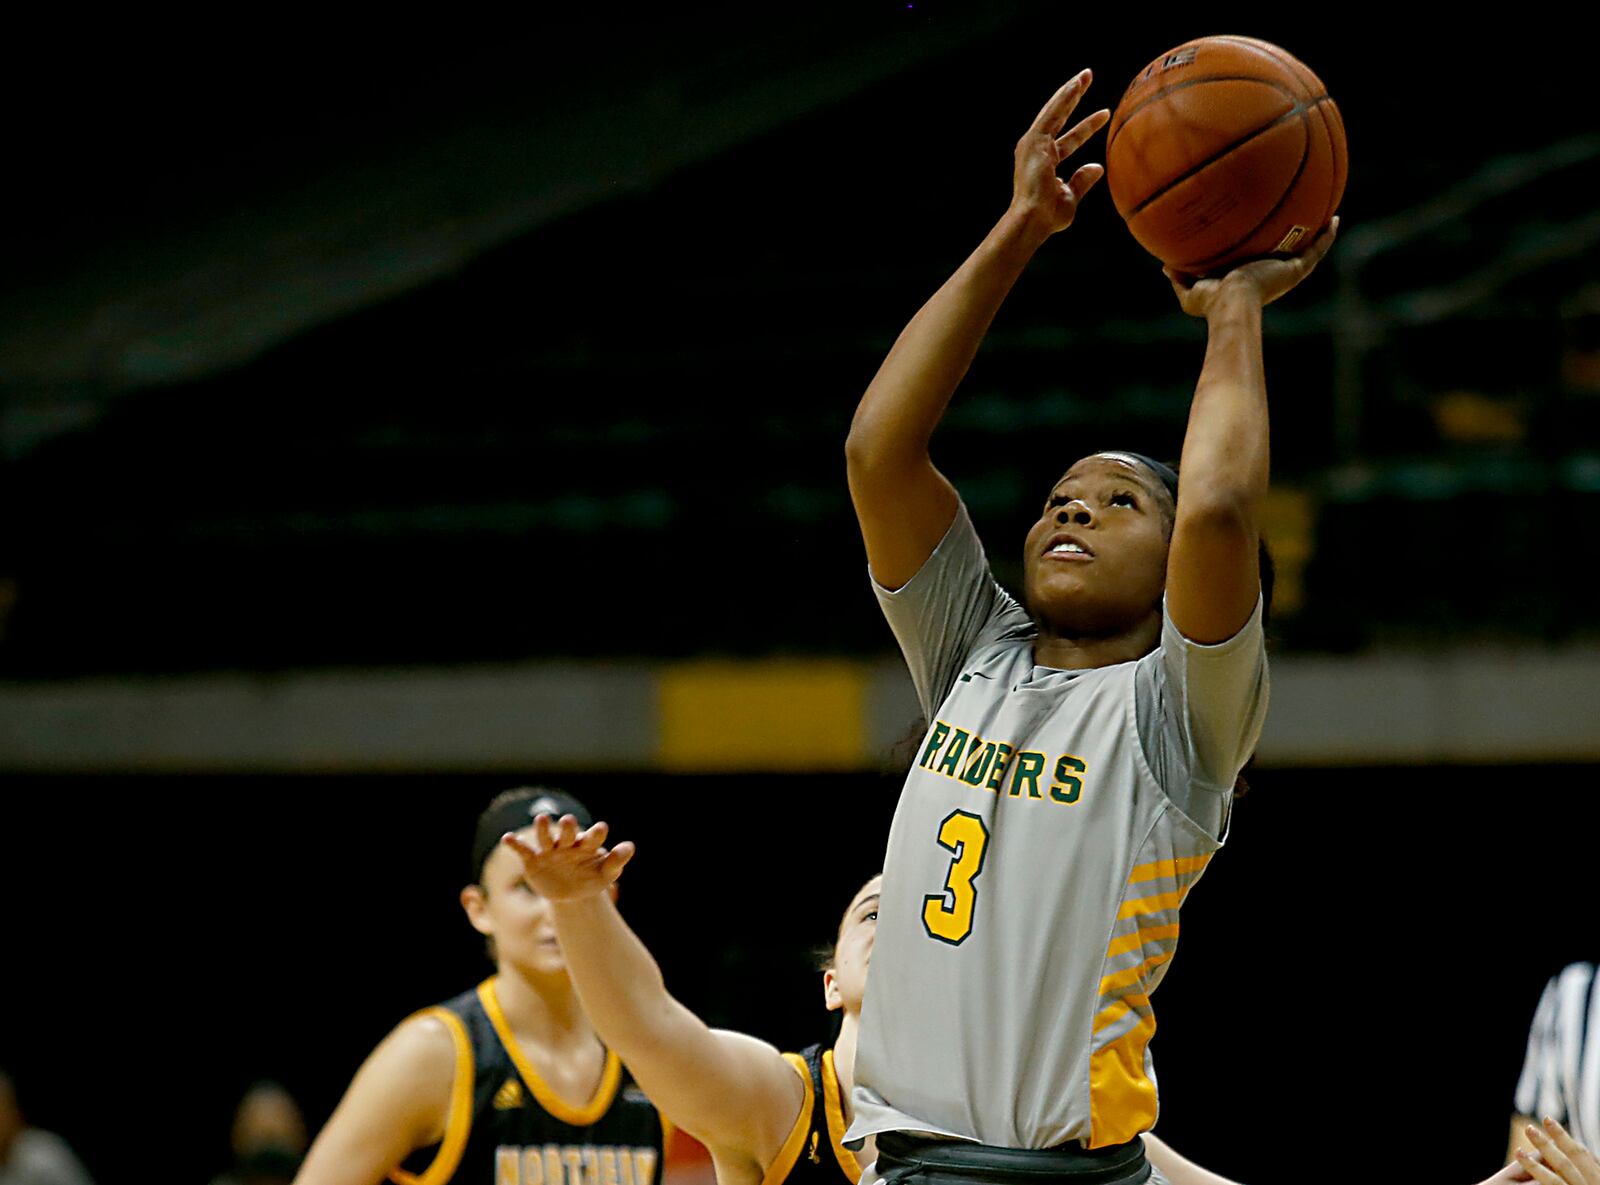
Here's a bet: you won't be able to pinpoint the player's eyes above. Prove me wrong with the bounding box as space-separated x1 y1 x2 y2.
864 910 878 923
1109 491 1139 509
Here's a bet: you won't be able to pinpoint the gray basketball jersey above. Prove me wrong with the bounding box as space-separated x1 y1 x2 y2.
847 503 1267 1152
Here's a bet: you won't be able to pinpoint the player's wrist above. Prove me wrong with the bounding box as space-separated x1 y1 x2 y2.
996 202 1057 253
545 884 613 909
1203 282 1264 324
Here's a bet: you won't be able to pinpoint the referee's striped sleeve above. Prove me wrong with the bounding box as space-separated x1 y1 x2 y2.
1513 962 1599 1151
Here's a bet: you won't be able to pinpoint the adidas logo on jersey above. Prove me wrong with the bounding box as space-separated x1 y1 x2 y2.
494 1078 524 1110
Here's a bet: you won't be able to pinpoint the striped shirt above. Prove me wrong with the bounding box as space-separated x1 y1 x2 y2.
1515 962 1599 1150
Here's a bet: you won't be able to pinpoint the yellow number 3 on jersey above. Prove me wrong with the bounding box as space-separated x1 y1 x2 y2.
921 809 990 945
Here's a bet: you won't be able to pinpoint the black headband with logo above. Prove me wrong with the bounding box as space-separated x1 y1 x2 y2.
469 789 594 883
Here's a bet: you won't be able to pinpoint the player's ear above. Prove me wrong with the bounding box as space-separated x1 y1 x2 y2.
461 884 493 937
822 968 843 1012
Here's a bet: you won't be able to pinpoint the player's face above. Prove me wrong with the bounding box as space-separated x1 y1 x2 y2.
1021 455 1172 639
824 875 881 1015
467 834 569 978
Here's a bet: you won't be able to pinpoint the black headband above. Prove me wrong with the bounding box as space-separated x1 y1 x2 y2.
1095 451 1179 503
469 789 594 883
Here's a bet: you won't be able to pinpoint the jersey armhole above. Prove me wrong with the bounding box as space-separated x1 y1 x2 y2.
819 1050 862 1182
758 1053 815 1185
389 1007 475 1185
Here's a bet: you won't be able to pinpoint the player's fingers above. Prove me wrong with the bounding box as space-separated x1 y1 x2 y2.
1519 1149 1561 1185
1163 264 1199 301
1544 1119 1600 1184
1312 222 1338 256
1029 69 1093 135
1054 109 1111 160
1066 162 1104 200
579 820 610 851
601 841 637 880
502 830 535 862
1529 1125 1583 1184
1542 1118 1588 1161
1490 1159 1538 1185
555 813 580 847
532 812 555 852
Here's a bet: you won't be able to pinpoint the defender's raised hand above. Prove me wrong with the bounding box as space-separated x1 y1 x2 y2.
1519 1119 1600 1185
502 813 636 902
1011 69 1111 237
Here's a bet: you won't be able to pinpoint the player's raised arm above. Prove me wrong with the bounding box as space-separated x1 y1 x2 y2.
502 818 806 1181
845 71 1109 591
1162 220 1337 643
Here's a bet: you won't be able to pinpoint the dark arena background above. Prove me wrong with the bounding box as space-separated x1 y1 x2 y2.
3 7 1597 1185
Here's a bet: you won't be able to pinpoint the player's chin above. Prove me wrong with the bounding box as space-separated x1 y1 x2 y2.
517 945 569 977
1026 567 1098 611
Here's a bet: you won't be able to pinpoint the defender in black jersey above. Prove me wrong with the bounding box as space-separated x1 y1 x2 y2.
295 789 664 1185
767 1044 863 1185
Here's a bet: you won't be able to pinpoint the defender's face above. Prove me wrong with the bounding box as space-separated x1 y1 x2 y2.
469 833 570 978
824 875 882 1015
1022 456 1172 637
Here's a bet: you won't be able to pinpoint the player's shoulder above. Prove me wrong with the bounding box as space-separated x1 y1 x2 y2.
708 1027 788 1064
707 1029 810 1103
378 1008 468 1081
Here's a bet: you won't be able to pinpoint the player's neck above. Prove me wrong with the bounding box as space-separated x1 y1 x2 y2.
832 1013 859 1122
495 965 595 1048
1032 616 1160 671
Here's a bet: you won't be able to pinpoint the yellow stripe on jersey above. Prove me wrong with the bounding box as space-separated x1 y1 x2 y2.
1115 888 1186 921
477 979 623 1127
820 1050 862 1183
388 1006 475 1185
1092 993 1152 1034
760 1054 815 1185
1104 923 1181 961
1087 1012 1158 1148
1097 950 1175 997
1085 856 1209 1148
1126 855 1212 885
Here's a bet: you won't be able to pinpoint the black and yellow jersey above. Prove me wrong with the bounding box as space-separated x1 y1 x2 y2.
391 978 664 1185
763 1044 861 1185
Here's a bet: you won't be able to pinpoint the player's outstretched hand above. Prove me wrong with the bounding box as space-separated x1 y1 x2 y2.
1165 217 1339 317
1011 69 1110 238
1517 1118 1600 1185
502 814 636 902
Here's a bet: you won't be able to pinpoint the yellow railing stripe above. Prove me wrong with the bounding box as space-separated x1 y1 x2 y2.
657 661 866 771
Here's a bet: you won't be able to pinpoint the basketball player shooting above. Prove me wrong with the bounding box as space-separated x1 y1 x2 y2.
840 68 1334 1185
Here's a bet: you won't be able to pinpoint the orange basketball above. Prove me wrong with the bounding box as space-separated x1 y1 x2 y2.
1106 35 1347 276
